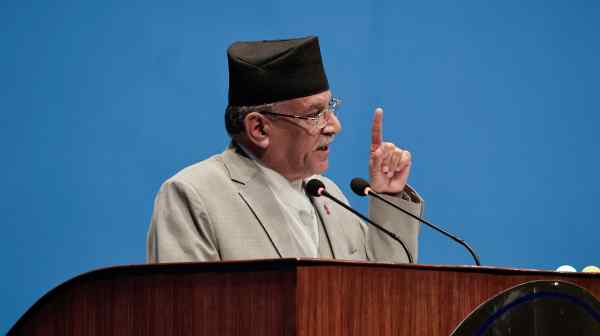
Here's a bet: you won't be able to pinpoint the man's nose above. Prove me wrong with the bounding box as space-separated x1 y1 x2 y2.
322 111 342 134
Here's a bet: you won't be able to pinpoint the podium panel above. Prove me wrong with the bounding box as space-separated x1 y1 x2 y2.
9 259 600 335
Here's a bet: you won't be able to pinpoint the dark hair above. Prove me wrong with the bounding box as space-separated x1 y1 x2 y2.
224 103 275 136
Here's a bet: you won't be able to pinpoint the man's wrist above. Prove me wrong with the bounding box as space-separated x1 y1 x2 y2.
383 187 420 203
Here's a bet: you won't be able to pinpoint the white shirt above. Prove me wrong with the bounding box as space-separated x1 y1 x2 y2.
255 162 319 257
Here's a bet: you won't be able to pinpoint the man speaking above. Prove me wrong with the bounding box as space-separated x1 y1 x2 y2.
147 36 423 263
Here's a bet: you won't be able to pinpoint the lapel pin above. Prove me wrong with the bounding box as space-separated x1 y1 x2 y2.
324 203 331 215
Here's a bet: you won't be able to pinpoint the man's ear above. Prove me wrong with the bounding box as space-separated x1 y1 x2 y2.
244 112 270 149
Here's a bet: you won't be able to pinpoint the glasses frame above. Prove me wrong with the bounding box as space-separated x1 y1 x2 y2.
259 97 342 129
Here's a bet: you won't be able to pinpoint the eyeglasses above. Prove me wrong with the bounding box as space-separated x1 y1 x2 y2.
260 97 342 130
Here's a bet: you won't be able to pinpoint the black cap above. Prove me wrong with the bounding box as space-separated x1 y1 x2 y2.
227 36 329 106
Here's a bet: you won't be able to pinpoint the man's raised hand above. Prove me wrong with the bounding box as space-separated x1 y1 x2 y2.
369 108 412 194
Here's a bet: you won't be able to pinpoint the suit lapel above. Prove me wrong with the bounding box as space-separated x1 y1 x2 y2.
221 145 296 258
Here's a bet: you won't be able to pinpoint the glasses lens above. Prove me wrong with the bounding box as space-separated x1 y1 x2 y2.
330 97 341 114
313 97 341 129
316 113 327 128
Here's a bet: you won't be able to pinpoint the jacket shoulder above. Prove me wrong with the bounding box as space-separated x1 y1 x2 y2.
161 153 230 194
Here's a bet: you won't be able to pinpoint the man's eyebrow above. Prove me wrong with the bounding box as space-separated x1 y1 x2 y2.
306 102 326 112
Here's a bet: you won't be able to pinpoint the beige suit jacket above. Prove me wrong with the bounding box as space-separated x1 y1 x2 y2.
147 145 423 263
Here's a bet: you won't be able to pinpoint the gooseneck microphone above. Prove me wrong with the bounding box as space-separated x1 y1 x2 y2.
350 178 481 266
306 179 413 263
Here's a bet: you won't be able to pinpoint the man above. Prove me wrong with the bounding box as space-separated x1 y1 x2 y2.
147 36 423 263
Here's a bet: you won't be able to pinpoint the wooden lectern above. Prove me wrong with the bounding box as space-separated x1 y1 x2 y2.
9 259 600 335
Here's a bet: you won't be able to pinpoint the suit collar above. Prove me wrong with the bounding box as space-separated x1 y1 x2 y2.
220 142 256 185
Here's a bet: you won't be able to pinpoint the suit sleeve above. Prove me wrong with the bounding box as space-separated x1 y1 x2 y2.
146 180 220 263
367 185 424 263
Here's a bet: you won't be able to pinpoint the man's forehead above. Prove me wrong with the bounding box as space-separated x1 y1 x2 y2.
278 90 331 112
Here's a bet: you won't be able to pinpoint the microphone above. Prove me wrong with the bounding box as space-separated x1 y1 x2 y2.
351 178 481 266
306 179 414 263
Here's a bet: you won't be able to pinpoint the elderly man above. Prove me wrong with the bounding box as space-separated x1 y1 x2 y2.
147 36 423 263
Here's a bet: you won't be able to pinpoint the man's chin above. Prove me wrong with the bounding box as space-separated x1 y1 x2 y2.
312 160 329 175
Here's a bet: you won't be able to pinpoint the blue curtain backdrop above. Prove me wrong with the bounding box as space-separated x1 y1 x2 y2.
2 0 599 331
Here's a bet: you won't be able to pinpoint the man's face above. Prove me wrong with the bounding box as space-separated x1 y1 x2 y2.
266 90 342 181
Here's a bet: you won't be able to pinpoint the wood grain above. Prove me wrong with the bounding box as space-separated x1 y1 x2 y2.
295 261 600 336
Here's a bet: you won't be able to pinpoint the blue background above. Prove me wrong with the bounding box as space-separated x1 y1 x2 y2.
2 0 599 331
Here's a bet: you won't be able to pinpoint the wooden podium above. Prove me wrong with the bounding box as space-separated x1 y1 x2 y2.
10 259 600 335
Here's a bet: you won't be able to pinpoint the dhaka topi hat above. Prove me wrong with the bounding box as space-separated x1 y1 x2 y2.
227 36 329 106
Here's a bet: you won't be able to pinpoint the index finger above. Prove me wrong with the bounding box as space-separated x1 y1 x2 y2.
371 108 384 151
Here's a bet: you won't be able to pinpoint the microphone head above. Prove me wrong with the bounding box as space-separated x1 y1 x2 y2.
350 178 370 196
306 179 326 197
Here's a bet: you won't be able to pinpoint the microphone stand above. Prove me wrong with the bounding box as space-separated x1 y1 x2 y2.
319 189 414 264
366 189 481 266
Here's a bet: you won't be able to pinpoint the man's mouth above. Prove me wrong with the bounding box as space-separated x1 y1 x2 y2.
316 136 334 152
